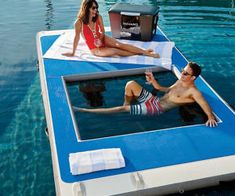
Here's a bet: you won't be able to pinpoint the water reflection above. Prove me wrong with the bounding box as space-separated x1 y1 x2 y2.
230 0 234 15
44 0 54 30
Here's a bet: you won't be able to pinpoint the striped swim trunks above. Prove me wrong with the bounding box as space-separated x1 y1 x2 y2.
130 88 164 115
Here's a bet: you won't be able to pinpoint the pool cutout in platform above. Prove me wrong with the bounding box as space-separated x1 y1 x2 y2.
65 70 211 140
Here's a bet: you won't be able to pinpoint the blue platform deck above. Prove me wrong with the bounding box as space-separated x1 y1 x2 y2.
39 28 235 183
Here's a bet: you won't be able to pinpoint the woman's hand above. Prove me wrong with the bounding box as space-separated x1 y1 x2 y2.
100 32 105 40
99 32 105 46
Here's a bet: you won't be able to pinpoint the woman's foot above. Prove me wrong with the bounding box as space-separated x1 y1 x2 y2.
149 52 160 58
145 49 160 58
146 49 154 53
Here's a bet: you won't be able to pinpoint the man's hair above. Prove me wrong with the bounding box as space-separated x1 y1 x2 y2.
188 62 201 78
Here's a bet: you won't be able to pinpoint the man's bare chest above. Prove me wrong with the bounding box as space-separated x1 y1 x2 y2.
167 86 193 103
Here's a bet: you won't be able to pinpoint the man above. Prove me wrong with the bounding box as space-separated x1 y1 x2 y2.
74 62 218 127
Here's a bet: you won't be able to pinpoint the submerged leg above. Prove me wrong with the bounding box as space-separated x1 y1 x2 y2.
124 80 143 105
72 81 143 114
73 106 130 114
124 95 133 106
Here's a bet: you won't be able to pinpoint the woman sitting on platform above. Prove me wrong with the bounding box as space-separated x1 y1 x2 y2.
63 0 160 58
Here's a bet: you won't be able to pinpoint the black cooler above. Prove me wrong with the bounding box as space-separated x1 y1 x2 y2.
109 3 159 41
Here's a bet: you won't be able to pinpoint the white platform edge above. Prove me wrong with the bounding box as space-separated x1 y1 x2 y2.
57 155 235 196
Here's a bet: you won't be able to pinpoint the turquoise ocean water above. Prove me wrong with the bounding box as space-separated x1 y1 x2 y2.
0 0 234 195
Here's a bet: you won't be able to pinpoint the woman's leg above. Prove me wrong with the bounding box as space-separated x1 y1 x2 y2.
91 47 136 57
124 80 143 105
104 35 160 58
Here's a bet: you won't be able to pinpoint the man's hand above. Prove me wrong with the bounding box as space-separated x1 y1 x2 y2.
205 118 218 127
62 52 74 57
145 71 155 84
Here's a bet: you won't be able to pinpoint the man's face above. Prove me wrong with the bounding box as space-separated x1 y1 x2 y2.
180 65 194 81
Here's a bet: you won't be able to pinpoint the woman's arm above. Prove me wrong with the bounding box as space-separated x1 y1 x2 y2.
146 72 169 92
63 19 82 56
97 15 105 41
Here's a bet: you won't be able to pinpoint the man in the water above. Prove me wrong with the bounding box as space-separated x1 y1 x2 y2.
74 62 218 127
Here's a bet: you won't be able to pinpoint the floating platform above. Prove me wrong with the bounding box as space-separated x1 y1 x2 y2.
36 27 235 195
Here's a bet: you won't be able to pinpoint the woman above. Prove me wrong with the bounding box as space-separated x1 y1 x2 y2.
63 0 160 58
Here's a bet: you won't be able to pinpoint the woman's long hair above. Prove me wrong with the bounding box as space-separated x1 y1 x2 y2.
77 0 99 24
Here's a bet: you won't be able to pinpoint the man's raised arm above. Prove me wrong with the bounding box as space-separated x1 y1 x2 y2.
145 72 169 92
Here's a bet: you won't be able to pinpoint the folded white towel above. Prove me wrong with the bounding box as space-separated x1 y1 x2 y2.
43 30 175 70
69 148 125 175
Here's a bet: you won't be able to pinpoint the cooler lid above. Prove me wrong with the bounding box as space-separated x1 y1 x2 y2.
109 3 159 15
